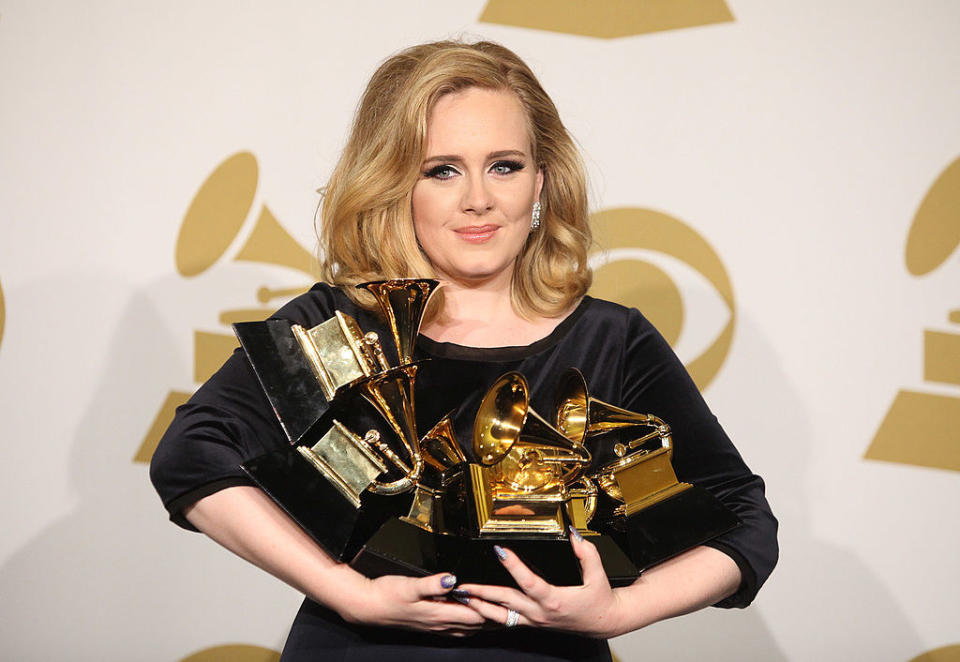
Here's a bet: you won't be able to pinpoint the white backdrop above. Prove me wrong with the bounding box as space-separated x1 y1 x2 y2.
1 2 958 661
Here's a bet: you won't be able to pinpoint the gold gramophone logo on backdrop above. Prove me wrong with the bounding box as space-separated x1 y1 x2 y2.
480 0 733 38
867 156 960 473
179 644 279 662
133 152 318 463
589 208 735 390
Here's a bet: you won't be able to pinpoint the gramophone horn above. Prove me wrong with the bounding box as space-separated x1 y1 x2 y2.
357 279 440 365
553 368 657 444
474 371 533 466
359 363 424 495
420 412 466 474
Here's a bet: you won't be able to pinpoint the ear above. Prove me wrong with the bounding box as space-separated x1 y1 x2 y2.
535 167 544 201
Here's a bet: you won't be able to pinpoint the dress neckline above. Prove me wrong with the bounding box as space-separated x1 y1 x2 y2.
415 297 592 362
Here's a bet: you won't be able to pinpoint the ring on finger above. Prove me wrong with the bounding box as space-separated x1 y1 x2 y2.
505 608 520 628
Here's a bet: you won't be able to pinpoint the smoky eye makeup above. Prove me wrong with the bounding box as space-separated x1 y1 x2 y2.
490 160 525 174
423 164 459 179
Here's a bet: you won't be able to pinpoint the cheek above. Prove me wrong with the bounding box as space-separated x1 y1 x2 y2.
411 188 443 234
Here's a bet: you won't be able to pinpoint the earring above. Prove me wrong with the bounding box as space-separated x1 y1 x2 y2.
531 201 541 230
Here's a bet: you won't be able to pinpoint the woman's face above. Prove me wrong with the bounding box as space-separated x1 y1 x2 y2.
411 87 543 289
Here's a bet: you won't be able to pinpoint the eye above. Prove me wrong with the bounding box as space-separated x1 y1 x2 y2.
490 160 525 175
424 164 459 180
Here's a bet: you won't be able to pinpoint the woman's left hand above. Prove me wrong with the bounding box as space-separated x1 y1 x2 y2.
457 527 626 638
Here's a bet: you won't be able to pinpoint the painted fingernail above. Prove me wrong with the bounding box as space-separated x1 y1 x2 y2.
569 525 584 542
493 545 507 561
441 574 457 588
450 588 470 604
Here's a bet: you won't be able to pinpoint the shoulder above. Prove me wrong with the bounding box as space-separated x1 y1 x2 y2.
269 282 362 327
557 296 671 373
575 296 658 339
575 296 681 374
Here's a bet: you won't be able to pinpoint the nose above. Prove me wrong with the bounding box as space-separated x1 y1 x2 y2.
462 174 494 215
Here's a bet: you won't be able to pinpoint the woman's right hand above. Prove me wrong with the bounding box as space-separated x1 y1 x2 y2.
338 571 486 636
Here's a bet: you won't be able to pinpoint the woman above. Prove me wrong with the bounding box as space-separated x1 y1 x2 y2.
151 40 777 661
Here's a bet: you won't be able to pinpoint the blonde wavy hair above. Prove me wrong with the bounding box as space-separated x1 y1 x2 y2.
318 39 592 318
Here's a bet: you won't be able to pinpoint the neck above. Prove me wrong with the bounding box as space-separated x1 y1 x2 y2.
419 272 572 348
438 276 516 321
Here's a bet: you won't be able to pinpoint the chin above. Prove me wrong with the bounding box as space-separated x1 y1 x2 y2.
444 264 513 284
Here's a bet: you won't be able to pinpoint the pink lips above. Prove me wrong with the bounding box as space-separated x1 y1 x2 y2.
455 224 499 243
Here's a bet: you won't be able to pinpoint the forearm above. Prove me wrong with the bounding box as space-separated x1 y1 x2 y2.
609 545 741 636
184 485 485 634
183 485 368 619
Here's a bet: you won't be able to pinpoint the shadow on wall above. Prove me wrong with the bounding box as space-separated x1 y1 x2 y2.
0 275 297 660
0 279 5 353
611 310 924 662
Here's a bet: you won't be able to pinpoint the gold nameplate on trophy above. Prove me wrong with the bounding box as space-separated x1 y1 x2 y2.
297 420 388 509
291 311 376 401
597 443 692 517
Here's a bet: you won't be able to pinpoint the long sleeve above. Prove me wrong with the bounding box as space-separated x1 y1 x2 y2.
618 307 779 607
149 283 349 530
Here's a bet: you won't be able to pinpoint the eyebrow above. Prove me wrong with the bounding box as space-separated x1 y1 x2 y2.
422 149 529 165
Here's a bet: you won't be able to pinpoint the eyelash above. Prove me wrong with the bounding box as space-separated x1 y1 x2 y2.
423 160 526 179
491 160 525 175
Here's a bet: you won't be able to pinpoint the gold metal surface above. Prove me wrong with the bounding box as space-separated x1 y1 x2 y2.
360 365 420 455
358 279 440 365
298 420 389 508
294 311 374 401
292 323 336 401
596 442 692 517
474 371 591 491
361 429 410 475
564 497 598 536
467 371 597 535
361 364 425 495
497 444 564 493
566 476 598 529
363 332 391 372
400 485 442 533
554 368 656 444
420 414 467 473
469 465 567 536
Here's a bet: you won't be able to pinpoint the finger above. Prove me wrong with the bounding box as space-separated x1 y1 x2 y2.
455 583 535 613
568 526 609 587
412 572 459 600
422 598 487 629
491 545 553 602
462 595 528 629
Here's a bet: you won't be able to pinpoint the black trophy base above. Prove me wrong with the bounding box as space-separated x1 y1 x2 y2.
352 520 638 587
242 446 399 562
442 533 639 588
350 517 437 579
612 485 741 571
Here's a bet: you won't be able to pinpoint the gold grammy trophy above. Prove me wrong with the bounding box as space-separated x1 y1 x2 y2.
237 278 459 564
470 371 593 536
552 368 690 518
551 368 740 569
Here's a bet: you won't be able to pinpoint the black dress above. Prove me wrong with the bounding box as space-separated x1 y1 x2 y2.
150 284 778 661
